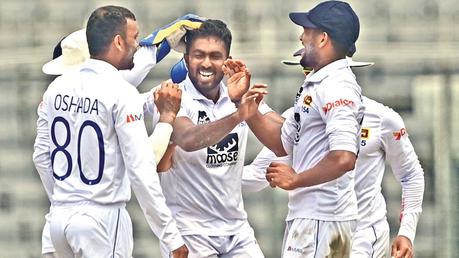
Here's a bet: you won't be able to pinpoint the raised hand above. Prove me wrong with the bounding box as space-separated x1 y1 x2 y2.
223 59 251 103
266 162 299 190
391 235 413 258
171 244 189 258
237 84 268 121
154 81 182 124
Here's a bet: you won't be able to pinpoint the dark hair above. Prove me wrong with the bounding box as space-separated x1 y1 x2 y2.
185 19 232 56
86 5 136 56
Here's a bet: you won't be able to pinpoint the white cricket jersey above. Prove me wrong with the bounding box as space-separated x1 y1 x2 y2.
281 59 364 221
242 108 293 193
160 76 252 236
33 59 184 251
355 97 424 243
142 86 161 128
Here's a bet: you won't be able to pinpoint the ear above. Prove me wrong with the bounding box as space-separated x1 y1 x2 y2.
318 31 329 48
113 35 124 51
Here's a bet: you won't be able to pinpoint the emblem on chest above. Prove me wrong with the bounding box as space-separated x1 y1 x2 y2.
197 111 211 125
360 128 370 146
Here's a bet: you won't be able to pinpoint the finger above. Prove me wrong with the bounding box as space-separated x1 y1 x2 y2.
245 70 251 81
398 247 410 258
251 83 268 90
223 63 235 77
227 72 246 83
269 162 283 168
266 166 276 175
224 59 236 71
391 243 397 258
247 88 268 96
233 59 246 68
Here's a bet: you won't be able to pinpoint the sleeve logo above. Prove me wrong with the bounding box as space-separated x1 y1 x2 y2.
126 113 143 123
322 98 354 114
393 128 407 140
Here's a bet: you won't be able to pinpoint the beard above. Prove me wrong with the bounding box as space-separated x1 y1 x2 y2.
119 55 135 70
299 42 317 69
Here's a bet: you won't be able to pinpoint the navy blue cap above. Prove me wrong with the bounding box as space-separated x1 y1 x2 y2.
289 1 359 53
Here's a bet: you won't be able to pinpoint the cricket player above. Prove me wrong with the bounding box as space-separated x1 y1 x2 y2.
240 1 365 257
38 24 184 257
32 5 188 257
351 96 424 258
243 57 425 257
158 19 267 257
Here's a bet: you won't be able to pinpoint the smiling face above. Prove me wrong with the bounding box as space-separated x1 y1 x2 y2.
185 36 228 101
118 18 139 70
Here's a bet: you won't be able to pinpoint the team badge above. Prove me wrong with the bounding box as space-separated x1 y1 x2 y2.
303 95 312 106
360 128 370 146
302 95 312 113
361 128 370 140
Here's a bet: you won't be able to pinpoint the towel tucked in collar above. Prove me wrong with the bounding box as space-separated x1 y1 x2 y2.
140 14 206 63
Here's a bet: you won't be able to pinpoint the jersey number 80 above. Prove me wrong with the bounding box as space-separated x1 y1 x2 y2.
50 116 105 185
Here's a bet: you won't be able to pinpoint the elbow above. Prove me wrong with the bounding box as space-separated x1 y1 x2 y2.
342 159 355 172
333 151 357 172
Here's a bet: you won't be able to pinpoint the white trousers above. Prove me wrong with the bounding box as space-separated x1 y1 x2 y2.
281 218 357 258
50 203 132 258
161 222 264 258
351 219 390 258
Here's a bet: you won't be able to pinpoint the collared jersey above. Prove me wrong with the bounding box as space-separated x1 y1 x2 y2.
33 59 183 251
160 76 250 236
281 59 364 221
355 97 424 243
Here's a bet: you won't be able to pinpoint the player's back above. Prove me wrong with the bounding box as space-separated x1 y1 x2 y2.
44 60 139 205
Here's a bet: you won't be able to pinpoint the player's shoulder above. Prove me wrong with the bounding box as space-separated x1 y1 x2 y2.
364 97 405 131
320 69 361 96
45 70 80 94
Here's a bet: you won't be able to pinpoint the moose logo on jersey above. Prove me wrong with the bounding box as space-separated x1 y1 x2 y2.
206 133 239 168
197 111 211 125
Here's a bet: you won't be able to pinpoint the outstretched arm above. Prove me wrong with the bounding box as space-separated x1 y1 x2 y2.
172 83 266 152
246 109 287 157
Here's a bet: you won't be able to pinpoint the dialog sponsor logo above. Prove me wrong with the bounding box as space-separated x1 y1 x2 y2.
322 98 354 114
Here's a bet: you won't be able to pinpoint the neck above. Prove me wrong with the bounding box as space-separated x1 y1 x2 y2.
91 49 120 69
205 87 220 103
313 55 344 72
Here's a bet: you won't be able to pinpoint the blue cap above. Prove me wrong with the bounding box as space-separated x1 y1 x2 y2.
289 1 359 53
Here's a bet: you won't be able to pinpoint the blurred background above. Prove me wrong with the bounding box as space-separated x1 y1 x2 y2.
1 0 458 257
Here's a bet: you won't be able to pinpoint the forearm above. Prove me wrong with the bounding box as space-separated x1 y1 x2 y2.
149 122 173 164
246 111 286 156
172 112 243 152
293 150 356 188
157 144 176 172
398 166 424 243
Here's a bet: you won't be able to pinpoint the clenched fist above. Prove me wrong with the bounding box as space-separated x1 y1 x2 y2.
154 81 182 124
